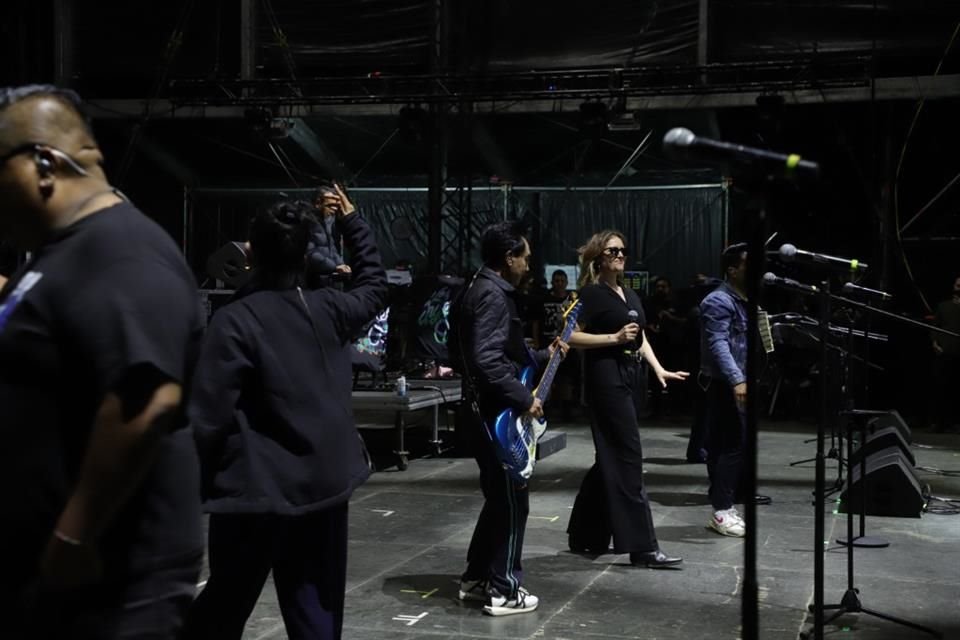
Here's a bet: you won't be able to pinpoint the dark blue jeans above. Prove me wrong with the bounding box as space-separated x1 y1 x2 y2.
181 505 349 640
705 378 746 512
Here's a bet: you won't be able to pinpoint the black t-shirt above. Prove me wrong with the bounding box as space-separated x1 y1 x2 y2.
0 202 204 595
577 282 647 388
540 290 572 347
413 276 462 363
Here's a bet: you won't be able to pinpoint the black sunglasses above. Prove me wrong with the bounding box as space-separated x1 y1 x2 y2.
603 247 628 258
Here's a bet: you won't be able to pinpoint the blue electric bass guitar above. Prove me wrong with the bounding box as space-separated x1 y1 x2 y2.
491 298 582 482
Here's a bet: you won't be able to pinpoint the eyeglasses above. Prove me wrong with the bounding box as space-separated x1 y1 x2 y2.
0 142 89 176
0 143 42 167
603 247 628 258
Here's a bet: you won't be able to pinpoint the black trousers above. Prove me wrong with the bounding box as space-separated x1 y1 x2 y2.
462 413 529 598
704 378 746 512
181 504 349 640
568 360 659 554
686 377 709 462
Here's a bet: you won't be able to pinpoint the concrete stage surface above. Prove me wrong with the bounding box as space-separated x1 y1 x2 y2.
208 418 960 640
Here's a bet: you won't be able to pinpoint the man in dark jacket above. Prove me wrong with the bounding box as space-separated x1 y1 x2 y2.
449 221 564 616
305 183 350 289
183 187 386 640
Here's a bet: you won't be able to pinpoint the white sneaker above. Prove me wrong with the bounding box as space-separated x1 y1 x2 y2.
458 578 487 602
709 508 746 537
483 586 539 616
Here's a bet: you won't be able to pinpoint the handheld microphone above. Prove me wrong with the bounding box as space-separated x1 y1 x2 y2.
627 309 640 348
662 127 820 182
762 272 820 295
778 243 868 273
841 282 892 301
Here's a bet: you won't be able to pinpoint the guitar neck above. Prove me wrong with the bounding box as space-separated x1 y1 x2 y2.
533 319 577 403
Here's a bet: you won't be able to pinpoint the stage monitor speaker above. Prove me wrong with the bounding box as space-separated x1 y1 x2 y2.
851 424 915 467
839 448 926 518
867 409 911 444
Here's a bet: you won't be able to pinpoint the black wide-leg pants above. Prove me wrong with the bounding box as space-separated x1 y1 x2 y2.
568 360 659 554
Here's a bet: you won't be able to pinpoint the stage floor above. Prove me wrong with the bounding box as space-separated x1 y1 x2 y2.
217 418 960 640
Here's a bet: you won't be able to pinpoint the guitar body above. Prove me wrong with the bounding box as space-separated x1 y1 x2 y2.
490 299 581 482
490 365 548 482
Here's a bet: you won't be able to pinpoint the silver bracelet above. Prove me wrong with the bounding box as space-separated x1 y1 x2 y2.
54 530 85 546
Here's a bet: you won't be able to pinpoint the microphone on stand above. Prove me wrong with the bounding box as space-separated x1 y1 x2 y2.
841 282 892 302
763 272 820 295
662 127 820 182
778 244 868 273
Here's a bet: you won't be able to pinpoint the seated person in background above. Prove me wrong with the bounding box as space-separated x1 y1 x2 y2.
306 182 352 289
538 269 580 420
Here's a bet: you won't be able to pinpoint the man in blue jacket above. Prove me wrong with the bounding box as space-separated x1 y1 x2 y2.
450 221 564 616
699 243 752 538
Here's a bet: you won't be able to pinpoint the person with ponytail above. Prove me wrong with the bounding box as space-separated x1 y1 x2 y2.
565 230 688 568
183 186 387 640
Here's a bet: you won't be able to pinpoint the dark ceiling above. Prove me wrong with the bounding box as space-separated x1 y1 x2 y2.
3 1 960 287
4 0 959 189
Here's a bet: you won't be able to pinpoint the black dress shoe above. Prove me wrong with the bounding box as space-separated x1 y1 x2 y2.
629 550 683 569
754 494 772 505
569 541 612 555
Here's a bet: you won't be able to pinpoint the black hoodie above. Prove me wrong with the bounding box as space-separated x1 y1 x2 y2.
189 213 387 514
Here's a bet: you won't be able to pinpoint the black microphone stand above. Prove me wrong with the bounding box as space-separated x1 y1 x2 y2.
811 281 830 640
835 296 889 549
741 192 766 640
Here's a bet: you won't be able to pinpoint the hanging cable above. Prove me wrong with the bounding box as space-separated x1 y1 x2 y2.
265 140 300 187
350 128 400 185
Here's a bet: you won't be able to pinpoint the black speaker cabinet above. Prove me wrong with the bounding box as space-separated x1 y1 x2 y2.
851 424 915 467
867 409 911 444
839 448 925 518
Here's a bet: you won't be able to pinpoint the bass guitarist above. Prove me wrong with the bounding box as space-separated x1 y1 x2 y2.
449 221 566 616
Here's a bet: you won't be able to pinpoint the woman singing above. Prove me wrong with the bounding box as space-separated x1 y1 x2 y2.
566 230 688 568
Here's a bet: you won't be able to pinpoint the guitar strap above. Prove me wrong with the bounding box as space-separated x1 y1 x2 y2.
455 268 492 439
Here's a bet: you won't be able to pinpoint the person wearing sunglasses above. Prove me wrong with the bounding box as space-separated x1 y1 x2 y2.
0 85 204 638
565 230 688 568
